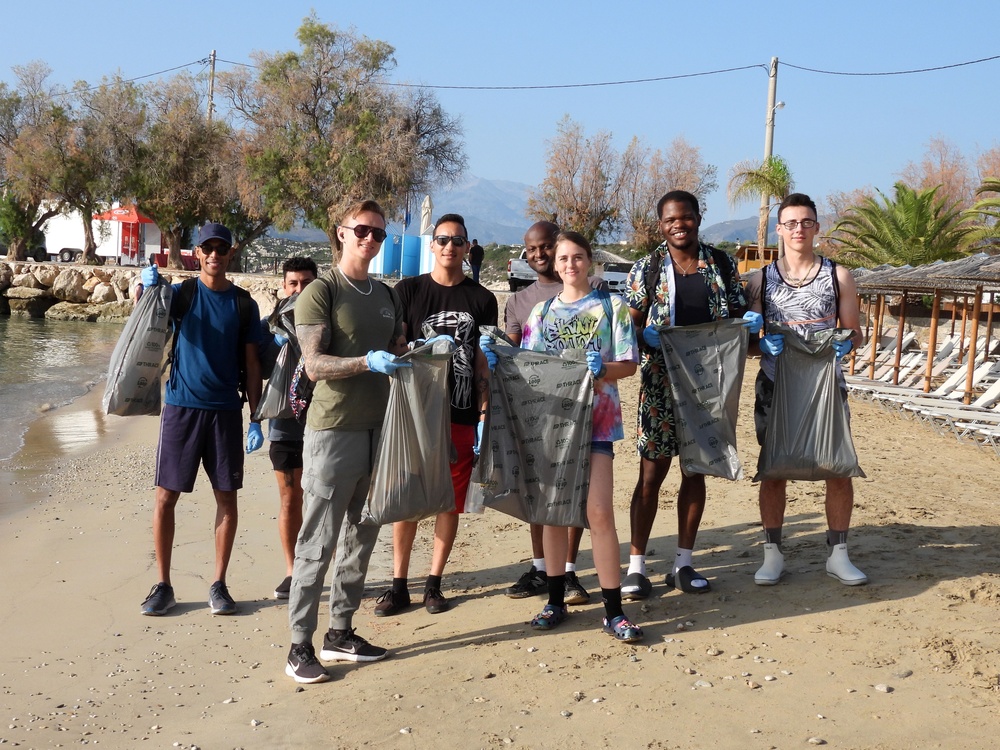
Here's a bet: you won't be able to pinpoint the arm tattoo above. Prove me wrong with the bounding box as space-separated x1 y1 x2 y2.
297 323 370 381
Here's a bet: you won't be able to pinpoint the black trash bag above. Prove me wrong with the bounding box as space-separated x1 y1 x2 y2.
254 295 301 421
657 318 749 480
754 322 866 481
103 280 174 416
362 338 457 525
470 327 593 528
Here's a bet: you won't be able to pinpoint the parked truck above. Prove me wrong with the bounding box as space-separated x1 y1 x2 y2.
507 250 537 291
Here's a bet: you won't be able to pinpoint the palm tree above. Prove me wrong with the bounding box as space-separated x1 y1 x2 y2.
829 182 973 268
727 155 794 252
962 178 1000 252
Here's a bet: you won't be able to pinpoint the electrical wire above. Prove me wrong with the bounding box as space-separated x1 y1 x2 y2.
781 54 1000 77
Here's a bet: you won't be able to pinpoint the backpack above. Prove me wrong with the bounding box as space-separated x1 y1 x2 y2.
642 244 736 332
170 277 255 403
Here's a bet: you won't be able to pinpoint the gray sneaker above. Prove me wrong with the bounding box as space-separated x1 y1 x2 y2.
209 580 237 615
141 582 176 616
320 628 388 663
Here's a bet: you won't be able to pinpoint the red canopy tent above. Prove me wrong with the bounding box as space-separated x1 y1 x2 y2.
92 205 154 224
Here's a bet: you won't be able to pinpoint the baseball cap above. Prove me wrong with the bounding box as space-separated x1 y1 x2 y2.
197 222 233 247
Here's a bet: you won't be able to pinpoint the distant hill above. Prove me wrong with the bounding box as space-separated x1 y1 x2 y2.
700 217 777 247
264 178 786 248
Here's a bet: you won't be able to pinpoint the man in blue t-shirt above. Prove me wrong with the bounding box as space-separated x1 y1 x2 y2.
136 222 263 618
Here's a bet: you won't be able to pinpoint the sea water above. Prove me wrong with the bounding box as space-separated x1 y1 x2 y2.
0 316 122 462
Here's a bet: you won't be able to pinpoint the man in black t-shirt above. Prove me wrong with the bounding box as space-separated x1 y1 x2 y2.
375 214 498 617
468 239 484 283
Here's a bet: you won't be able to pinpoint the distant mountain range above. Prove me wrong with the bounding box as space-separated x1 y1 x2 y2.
267 175 768 246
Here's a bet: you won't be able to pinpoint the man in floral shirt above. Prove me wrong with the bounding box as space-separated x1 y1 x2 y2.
622 190 749 600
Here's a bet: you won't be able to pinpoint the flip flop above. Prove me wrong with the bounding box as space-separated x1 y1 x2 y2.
666 565 711 594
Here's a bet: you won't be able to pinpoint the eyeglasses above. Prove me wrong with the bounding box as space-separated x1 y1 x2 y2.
200 242 231 256
779 219 818 230
342 224 388 243
433 235 468 248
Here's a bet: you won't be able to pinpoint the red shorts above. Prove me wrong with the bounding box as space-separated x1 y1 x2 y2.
450 422 475 514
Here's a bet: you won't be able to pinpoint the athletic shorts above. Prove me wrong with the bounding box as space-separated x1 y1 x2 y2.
450 422 475 514
269 439 304 472
753 370 851 446
591 440 614 457
156 404 244 492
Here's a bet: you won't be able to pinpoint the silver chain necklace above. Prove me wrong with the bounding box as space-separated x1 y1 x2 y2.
338 266 373 296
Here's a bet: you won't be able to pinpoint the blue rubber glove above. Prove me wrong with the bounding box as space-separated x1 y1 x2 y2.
246 422 264 454
832 338 853 358
760 333 785 357
423 334 454 347
742 311 763 335
274 333 288 347
141 263 159 287
479 334 498 371
586 350 605 378
366 350 411 375
642 325 661 349
473 420 484 456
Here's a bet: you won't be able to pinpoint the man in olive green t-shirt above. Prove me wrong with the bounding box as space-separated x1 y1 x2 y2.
284 199 407 685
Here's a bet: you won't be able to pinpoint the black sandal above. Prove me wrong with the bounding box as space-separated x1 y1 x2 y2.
666 565 711 594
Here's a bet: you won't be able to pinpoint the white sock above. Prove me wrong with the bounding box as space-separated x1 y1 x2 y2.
626 555 646 577
674 548 694 573
565 562 576 573
533 558 547 574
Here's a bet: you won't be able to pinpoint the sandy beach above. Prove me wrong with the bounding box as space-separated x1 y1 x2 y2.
2 357 999 750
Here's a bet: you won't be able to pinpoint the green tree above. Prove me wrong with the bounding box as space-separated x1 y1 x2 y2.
221 15 465 254
134 73 230 269
961 178 1000 252
0 62 65 261
726 155 794 252
829 182 973 267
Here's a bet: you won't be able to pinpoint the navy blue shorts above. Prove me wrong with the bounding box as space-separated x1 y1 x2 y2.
156 404 245 492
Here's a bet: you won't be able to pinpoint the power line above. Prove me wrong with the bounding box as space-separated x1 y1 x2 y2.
48 59 209 99
781 54 1000 77
381 64 766 90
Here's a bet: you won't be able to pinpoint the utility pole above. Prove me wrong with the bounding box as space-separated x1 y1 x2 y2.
207 49 217 123
759 56 782 256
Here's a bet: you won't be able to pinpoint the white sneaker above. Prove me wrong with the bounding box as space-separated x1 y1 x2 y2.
754 543 785 585
826 543 868 586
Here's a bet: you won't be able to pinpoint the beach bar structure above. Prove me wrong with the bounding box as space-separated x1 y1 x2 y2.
852 253 1000 404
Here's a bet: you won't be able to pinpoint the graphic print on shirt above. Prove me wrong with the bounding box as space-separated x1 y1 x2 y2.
421 310 477 409
541 311 604 353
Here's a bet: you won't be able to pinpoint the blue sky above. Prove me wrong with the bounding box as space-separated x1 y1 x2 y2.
3 1 999 224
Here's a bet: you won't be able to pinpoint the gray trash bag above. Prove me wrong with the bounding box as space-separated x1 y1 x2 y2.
102 280 174 416
254 295 301 421
754 322 866 481
254 342 296 420
656 318 749 480
471 327 593 528
362 338 457 525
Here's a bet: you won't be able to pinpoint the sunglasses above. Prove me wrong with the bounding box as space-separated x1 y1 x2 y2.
200 242 231 256
433 235 468 248
342 224 388 243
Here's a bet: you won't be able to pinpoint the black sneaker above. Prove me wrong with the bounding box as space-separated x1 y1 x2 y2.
140 582 176 616
374 589 411 617
285 643 330 684
274 576 292 599
564 571 591 605
505 566 548 598
208 580 237 615
423 587 450 614
320 628 388 663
